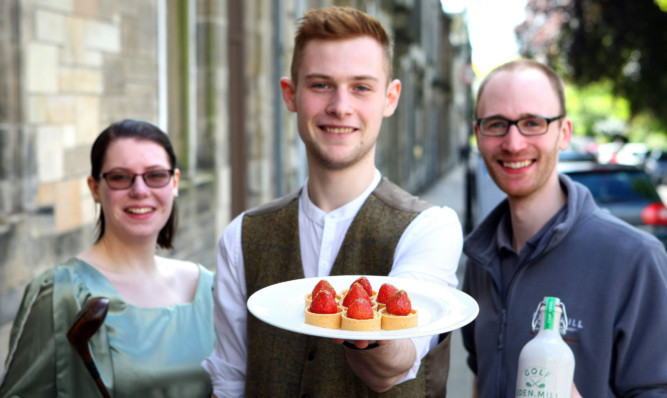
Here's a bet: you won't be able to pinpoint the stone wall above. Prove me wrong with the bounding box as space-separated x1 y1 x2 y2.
0 0 225 372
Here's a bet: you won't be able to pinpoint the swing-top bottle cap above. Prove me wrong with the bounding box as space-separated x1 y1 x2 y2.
543 296 561 307
532 296 569 335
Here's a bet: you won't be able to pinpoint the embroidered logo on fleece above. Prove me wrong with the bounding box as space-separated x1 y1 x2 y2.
529 311 583 344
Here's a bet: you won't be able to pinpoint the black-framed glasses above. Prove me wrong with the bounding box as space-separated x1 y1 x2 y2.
476 115 565 137
100 169 174 190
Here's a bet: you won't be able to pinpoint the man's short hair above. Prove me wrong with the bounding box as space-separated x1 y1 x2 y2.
290 6 394 85
475 59 566 118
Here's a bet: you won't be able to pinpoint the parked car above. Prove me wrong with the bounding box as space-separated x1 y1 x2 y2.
560 136 598 163
559 148 597 163
598 142 648 166
644 149 667 185
558 161 667 248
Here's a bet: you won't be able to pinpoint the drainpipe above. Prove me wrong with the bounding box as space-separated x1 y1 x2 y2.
228 0 246 216
273 0 283 197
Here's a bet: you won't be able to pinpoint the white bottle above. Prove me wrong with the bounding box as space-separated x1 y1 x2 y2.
516 296 575 398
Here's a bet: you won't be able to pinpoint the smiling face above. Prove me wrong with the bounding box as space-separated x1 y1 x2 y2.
88 138 180 245
280 36 400 173
475 68 571 200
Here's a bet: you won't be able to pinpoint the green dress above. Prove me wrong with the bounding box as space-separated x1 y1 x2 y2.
0 258 215 397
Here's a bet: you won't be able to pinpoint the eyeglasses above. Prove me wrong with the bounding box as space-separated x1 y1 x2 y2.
476 115 565 137
100 169 174 190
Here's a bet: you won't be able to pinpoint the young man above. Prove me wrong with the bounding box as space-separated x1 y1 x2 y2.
202 6 462 397
462 59 667 397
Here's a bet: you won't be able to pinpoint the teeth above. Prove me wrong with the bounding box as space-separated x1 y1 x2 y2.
126 207 152 214
325 127 354 134
503 160 532 169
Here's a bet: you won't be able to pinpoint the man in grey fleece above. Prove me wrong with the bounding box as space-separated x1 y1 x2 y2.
461 59 667 397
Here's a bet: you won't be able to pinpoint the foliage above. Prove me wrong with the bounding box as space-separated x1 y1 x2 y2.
565 80 630 137
517 0 667 130
628 113 667 149
565 80 667 148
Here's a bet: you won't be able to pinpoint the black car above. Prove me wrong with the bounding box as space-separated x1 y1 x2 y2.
558 162 667 248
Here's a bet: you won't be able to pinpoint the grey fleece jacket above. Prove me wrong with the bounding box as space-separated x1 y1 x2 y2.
462 174 667 397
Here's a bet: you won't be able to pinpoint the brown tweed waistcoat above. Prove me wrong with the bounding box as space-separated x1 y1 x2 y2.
243 177 451 397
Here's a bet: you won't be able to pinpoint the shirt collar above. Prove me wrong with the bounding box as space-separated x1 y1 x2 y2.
301 169 382 224
495 211 514 253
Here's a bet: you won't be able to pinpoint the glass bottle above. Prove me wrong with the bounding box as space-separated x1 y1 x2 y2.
516 296 575 398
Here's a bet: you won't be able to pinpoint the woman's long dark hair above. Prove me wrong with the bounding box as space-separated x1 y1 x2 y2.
90 119 178 249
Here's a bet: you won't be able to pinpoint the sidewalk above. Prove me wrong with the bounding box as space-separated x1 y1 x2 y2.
419 162 474 397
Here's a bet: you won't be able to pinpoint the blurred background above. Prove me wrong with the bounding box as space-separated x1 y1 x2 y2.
464 0 667 247
1 0 665 383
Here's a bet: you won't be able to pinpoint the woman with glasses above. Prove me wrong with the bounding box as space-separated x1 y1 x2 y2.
0 120 215 397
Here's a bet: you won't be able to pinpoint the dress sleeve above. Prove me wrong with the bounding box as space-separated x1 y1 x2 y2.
0 270 58 397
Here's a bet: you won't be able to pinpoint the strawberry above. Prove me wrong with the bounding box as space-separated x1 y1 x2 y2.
342 282 371 308
376 283 398 304
351 276 373 297
386 290 412 316
346 299 374 320
311 279 336 298
309 290 338 314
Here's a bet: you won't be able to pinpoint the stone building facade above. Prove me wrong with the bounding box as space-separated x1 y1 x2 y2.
0 0 471 371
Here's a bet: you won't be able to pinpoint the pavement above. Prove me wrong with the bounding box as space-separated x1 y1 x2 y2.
419 161 475 397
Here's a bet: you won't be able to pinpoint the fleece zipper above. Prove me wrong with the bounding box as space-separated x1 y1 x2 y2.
496 307 508 394
495 253 537 396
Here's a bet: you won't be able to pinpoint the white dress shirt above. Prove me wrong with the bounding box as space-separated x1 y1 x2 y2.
202 171 463 397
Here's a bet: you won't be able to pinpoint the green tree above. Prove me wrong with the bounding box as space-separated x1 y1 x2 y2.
565 81 667 147
565 81 630 137
516 0 667 129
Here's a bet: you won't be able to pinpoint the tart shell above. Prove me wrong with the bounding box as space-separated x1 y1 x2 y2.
379 308 418 330
340 310 381 331
305 306 344 329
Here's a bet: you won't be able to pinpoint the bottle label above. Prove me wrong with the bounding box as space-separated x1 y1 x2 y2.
544 297 556 331
516 366 558 397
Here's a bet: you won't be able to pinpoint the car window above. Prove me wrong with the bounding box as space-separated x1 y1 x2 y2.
567 170 662 204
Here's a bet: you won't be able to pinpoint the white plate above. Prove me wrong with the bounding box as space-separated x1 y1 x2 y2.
247 275 479 340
